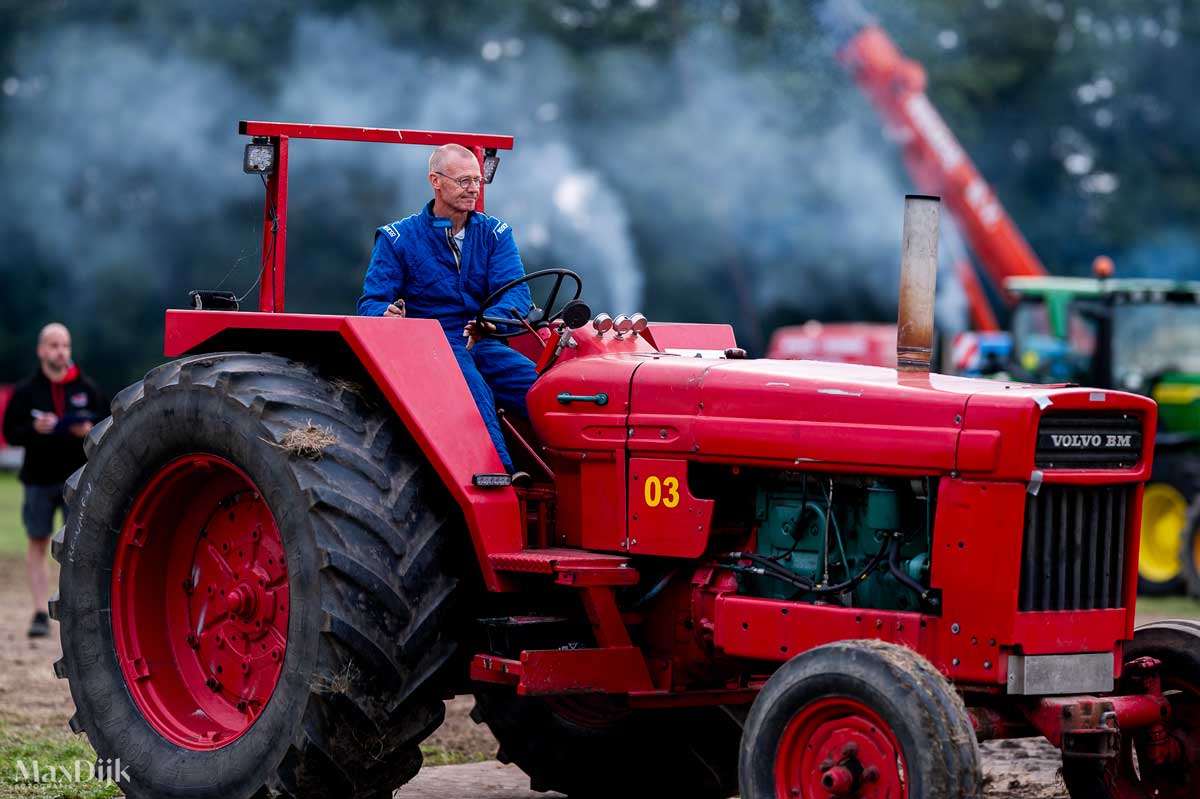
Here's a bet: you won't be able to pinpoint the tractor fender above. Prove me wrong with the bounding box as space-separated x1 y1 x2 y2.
164 309 523 590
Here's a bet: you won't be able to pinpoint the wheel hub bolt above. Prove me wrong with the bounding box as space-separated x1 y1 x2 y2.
226 585 258 617
863 766 879 782
841 742 858 758
819 757 834 772
821 765 856 794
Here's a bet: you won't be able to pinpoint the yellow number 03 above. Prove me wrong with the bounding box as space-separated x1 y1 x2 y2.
644 476 680 508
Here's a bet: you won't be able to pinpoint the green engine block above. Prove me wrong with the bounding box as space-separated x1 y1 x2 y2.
744 474 936 611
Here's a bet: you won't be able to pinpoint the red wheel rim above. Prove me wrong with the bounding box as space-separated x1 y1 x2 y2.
111 454 289 750
775 697 907 798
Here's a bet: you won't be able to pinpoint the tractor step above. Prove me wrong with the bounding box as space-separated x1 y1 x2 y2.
489 548 639 586
471 647 654 694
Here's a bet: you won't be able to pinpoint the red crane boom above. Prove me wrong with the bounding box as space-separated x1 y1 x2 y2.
837 23 1048 327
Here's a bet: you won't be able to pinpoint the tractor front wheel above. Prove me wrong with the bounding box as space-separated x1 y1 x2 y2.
739 640 982 799
52 352 467 799
1062 620 1200 798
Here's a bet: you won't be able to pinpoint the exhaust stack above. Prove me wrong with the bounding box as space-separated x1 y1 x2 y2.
896 194 940 372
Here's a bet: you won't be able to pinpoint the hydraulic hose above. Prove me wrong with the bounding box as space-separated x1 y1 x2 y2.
722 537 890 597
887 536 939 608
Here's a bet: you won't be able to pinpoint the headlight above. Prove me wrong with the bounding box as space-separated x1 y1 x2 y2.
243 139 276 174
483 148 500 183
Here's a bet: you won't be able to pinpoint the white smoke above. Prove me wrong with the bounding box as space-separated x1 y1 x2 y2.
0 7 967 357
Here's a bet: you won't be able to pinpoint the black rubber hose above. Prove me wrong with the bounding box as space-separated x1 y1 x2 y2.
628 568 679 610
887 537 938 607
723 539 890 597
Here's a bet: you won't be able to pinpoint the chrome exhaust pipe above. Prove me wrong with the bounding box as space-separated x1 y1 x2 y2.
896 194 940 372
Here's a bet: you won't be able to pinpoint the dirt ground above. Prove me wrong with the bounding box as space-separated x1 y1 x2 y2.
1 553 1171 798
0 559 76 734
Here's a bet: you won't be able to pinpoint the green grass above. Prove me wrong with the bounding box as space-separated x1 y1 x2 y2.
0 472 28 556
1135 593 1200 622
419 744 491 767
0 722 119 799
0 472 68 556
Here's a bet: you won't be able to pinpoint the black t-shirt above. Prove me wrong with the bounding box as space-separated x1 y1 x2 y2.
1 366 108 485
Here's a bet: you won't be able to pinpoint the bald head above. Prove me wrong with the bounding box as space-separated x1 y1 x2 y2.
36 322 72 378
38 323 69 347
428 144 482 218
429 144 476 175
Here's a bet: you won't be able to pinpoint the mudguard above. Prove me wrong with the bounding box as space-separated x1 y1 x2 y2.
164 309 523 590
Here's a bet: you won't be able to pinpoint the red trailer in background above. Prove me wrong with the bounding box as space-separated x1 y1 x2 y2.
765 321 896 367
0 384 12 448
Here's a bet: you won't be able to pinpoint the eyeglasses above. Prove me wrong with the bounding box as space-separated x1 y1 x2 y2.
435 171 484 189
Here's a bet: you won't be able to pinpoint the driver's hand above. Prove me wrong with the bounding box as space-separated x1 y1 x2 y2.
384 299 405 318
463 320 497 350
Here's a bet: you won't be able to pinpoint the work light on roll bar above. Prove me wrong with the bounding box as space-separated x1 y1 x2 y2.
482 148 500 183
243 138 276 174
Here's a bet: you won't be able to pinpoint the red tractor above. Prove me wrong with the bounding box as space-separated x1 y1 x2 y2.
53 122 1200 799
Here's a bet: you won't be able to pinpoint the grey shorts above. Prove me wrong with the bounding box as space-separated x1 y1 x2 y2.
21 482 68 540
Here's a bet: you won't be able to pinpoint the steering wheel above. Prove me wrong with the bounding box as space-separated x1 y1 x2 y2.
476 268 583 339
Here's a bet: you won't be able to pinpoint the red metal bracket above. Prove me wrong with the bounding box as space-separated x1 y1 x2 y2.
471 647 654 695
239 121 513 150
1023 693 1171 755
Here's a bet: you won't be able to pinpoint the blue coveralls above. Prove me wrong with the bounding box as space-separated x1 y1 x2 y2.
357 200 537 472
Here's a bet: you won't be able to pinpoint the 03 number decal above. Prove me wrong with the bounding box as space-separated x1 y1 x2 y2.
643 476 680 508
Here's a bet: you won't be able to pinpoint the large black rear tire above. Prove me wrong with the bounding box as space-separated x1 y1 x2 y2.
51 352 468 799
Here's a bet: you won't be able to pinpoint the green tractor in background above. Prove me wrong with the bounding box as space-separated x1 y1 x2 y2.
1005 273 1200 596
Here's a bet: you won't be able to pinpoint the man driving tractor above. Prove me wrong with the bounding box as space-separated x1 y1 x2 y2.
357 144 537 472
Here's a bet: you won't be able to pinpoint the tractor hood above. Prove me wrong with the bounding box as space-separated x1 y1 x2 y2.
627 355 1154 478
529 352 1156 479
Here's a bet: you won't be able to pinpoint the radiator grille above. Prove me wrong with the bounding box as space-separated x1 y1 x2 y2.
1018 483 1130 612
1035 412 1142 469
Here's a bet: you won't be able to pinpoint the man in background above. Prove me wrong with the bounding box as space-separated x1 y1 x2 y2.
1 324 106 637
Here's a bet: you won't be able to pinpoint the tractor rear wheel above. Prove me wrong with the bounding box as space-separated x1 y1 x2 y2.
471 689 741 797
1180 499 1200 598
51 352 467 799
739 640 982 799
1137 450 1200 595
1062 621 1200 799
